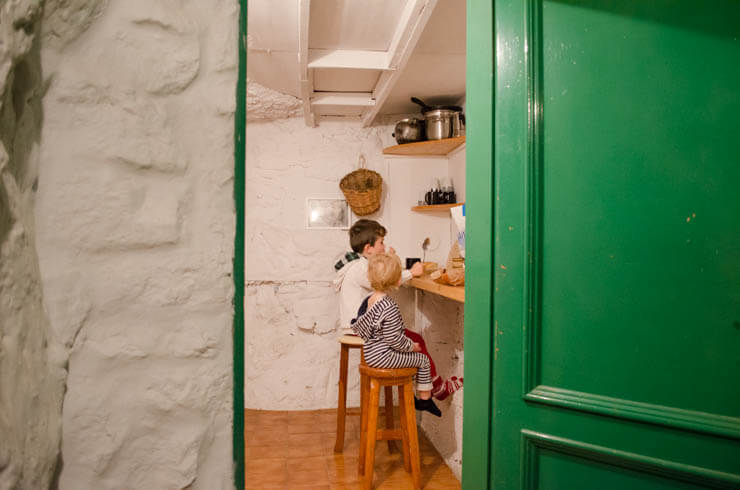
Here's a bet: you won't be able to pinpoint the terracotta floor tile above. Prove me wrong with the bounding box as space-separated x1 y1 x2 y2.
289 420 337 434
329 484 362 490
287 468 330 486
245 458 286 477
246 445 291 460
289 455 329 472
244 484 286 490
246 429 290 447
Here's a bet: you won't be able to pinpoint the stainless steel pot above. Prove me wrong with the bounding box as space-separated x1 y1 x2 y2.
392 118 425 144
424 109 456 140
411 97 465 140
451 111 465 137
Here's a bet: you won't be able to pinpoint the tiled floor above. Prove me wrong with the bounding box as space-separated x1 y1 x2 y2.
245 408 461 489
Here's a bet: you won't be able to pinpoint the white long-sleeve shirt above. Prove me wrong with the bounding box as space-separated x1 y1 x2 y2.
333 256 411 334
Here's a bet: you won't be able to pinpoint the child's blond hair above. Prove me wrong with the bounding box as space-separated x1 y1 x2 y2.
367 253 402 292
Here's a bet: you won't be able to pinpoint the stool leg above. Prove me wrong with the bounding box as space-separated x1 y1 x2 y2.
334 343 350 452
402 382 422 489
397 384 412 473
363 379 381 490
384 386 396 453
358 371 369 476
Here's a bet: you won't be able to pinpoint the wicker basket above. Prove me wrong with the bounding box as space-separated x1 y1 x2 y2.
339 155 382 216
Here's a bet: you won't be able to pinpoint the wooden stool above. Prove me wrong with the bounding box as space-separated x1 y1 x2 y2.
334 335 363 452
358 364 421 490
335 335 397 453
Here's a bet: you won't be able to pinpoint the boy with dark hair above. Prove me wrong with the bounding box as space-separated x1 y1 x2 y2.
334 219 422 332
333 219 463 401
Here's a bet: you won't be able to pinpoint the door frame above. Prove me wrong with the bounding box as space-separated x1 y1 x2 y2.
233 0 247 488
233 1 497 488
461 1 496 489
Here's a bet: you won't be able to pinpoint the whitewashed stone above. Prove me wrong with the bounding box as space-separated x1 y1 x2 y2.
415 293 465 480
42 271 93 350
115 0 200 95
39 166 185 251
59 354 231 489
42 0 107 48
247 79 302 121
35 1 239 488
1 1 65 488
79 307 229 361
47 90 187 172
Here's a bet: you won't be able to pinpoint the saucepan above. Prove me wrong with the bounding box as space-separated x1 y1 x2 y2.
392 117 425 144
411 97 465 140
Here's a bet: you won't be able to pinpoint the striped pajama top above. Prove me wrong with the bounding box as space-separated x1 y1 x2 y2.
350 295 433 390
350 295 413 364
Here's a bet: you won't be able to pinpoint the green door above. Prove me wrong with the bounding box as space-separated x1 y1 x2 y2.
464 0 740 488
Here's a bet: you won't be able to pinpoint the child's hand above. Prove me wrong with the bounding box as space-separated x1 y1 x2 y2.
410 261 424 277
412 342 422 352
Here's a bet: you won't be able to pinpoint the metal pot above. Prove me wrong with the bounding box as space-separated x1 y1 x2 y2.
392 117 425 144
411 97 465 140
423 109 458 140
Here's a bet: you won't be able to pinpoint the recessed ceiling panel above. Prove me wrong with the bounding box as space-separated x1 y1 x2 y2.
381 53 466 115
313 69 381 93
309 0 410 51
413 0 466 54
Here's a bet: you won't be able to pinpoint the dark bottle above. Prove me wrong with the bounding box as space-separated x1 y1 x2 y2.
433 186 443 204
446 179 456 204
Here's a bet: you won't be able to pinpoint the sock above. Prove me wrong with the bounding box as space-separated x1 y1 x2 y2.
432 376 464 401
414 396 442 417
432 375 443 391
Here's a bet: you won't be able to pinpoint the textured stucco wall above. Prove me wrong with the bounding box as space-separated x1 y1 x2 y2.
414 293 464 480
245 115 396 410
35 1 238 488
0 1 66 488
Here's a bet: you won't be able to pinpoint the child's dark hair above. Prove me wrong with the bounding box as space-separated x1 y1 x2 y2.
349 219 387 253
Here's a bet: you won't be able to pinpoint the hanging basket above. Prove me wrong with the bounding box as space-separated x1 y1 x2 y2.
339 155 382 216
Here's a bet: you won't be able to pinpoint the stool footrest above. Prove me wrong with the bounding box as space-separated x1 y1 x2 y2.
376 428 403 441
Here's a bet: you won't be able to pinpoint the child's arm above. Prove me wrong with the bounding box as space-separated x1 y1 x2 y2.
380 304 413 352
350 308 375 341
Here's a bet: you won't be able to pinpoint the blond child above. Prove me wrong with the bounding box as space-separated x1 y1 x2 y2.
350 253 441 416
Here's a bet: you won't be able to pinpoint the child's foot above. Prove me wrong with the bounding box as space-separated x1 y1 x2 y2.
432 376 464 401
414 396 442 417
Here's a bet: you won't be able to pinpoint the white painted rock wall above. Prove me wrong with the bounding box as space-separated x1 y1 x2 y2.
414 293 464 480
36 1 238 488
245 116 399 410
0 2 66 488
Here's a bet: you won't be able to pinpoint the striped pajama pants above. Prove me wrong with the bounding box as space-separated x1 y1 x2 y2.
363 347 433 392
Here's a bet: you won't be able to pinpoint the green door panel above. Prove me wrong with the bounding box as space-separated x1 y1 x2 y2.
478 0 740 488
538 0 740 422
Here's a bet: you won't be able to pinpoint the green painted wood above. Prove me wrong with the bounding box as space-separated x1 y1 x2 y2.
233 0 246 488
491 0 740 488
461 1 495 489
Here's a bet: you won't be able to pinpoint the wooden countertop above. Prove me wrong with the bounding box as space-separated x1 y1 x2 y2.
406 274 464 303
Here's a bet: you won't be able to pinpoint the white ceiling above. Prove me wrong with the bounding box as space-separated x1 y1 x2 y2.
247 0 466 126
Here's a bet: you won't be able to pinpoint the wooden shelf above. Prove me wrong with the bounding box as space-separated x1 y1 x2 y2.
383 136 465 156
411 202 463 212
407 274 464 303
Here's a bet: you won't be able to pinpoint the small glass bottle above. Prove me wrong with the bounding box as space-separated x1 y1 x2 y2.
447 178 457 204
432 178 443 204
425 177 436 205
